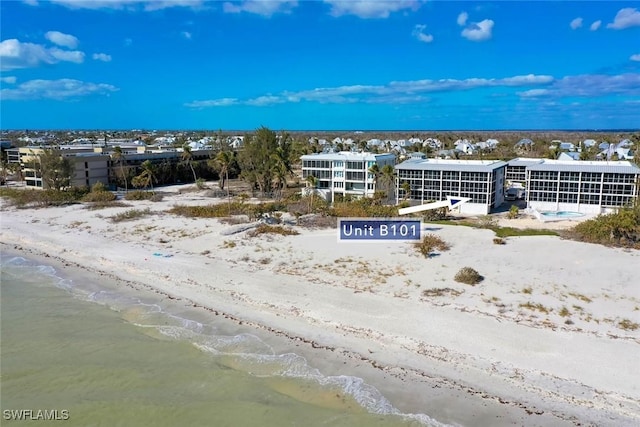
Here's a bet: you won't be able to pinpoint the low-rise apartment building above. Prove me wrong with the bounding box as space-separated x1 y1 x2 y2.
301 151 396 201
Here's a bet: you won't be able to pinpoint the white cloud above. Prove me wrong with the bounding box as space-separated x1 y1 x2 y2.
323 0 423 19
124 38 133 46
45 31 79 49
518 74 640 99
457 11 468 26
43 0 204 10
630 54 640 62
607 8 640 29
22 0 39 5
590 20 601 31
1 78 118 100
222 0 298 17
49 47 85 63
0 39 84 71
570 17 583 30
1 76 17 84
412 24 433 43
185 98 239 108
461 19 494 41
92 53 112 62
186 73 555 107
517 89 550 98
181 31 192 39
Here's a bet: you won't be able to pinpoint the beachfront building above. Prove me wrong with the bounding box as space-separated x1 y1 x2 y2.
506 158 545 185
524 160 640 215
300 151 396 202
395 154 507 215
18 146 110 189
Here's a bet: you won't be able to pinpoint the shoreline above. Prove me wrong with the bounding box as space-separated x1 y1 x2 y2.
1 190 639 426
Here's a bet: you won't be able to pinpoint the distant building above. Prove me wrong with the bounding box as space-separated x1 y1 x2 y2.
395 154 507 215
18 146 110 189
301 151 396 202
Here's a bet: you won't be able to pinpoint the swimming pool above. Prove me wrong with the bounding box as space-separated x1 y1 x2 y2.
540 211 585 220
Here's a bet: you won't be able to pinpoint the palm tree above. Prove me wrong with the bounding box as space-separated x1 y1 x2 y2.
368 163 381 199
136 160 156 191
271 146 292 199
209 150 234 213
181 145 198 183
306 175 318 213
381 164 396 204
401 181 411 201
112 146 128 192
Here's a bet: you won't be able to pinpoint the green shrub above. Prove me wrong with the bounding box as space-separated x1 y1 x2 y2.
454 267 483 285
124 190 156 201
507 205 519 219
414 234 450 258
82 190 116 203
567 204 640 248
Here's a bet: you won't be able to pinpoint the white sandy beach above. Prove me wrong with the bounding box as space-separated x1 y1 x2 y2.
1 185 639 427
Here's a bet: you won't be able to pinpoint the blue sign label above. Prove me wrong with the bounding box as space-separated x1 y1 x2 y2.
338 219 421 241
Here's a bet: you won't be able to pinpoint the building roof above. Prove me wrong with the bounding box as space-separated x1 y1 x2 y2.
507 158 545 167
301 151 395 162
527 159 640 174
396 158 507 173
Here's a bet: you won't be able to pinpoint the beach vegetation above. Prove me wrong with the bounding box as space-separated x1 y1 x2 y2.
566 202 640 248
422 288 462 297
109 208 152 223
559 306 571 317
507 205 519 219
82 182 117 203
248 224 299 237
519 302 551 314
454 267 483 285
414 234 450 258
0 187 89 207
124 190 162 201
522 287 533 294
493 237 506 245
618 319 639 331
568 292 592 303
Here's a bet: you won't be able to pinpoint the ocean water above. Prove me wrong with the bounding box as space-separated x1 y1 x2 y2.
0 256 440 427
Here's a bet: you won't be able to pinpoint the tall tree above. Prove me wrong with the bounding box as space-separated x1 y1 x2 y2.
135 160 157 191
38 149 74 190
181 145 198 183
112 146 128 192
305 175 318 213
380 164 396 204
271 145 293 199
238 126 291 196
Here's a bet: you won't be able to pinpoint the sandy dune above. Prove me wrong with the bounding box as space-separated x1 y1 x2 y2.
2 186 639 426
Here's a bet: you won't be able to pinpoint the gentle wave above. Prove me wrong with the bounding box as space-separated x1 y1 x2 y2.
1 256 450 427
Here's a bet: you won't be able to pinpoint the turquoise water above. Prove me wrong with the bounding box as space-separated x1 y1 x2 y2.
0 256 438 427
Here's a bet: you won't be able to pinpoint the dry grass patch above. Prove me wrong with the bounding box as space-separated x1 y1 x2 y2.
422 288 462 297
109 208 152 223
248 224 299 237
519 302 551 314
569 292 592 303
414 234 450 258
618 319 639 331
454 267 483 285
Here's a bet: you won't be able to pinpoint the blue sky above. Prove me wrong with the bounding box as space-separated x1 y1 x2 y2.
1 0 639 131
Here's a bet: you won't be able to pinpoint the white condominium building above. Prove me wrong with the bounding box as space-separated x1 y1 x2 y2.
300 151 396 202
